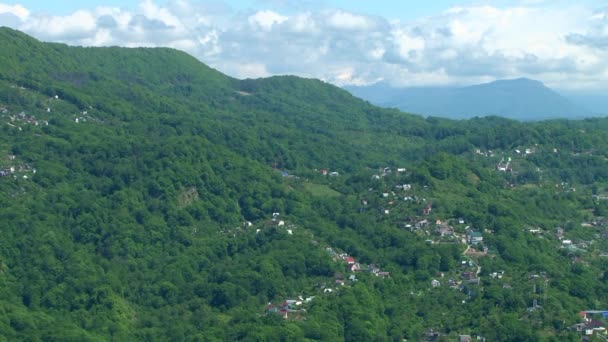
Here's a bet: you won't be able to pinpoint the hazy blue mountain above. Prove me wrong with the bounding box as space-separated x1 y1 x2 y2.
346 78 592 120
562 92 608 116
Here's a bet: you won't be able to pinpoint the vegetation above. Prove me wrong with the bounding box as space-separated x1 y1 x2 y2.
1 27 608 341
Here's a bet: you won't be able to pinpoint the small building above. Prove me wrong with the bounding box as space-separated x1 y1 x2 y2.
368 264 380 274
377 271 390 278
431 279 441 288
467 231 483 245
459 335 472 342
462 271 475 281
348 263 361 272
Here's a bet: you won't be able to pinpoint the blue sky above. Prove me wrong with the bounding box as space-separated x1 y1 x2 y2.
1 0 607 92
12 0 468 17
6 0 466 18
11 0 605 17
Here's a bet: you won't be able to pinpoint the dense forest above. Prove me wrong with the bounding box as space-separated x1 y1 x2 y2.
2 27 608 341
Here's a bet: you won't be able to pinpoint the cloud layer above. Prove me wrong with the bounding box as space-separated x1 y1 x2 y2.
1 0 607 91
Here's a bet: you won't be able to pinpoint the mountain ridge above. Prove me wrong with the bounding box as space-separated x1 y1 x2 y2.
345 77 593 120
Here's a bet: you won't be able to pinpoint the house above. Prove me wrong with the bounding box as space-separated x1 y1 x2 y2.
459 335 472 342
580 320 606 335
458 218 465 224
425 330 441 341
397 168 406 172
415 219 429 230
368 264 380 274
329 171 339 177
348 274 357 282
346 256 356 265
437 223 453 237
431 279 441 288
467 231 483 245
320 169 328 176
462 271 475 281
377 271 390 278
348 263 361 272
265 304 278 314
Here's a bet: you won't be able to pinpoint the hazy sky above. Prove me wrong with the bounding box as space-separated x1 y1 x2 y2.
1 1 607 92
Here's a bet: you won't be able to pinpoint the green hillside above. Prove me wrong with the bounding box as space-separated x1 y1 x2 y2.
2 27 608 341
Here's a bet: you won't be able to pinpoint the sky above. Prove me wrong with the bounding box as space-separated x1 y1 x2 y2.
1 0 607 93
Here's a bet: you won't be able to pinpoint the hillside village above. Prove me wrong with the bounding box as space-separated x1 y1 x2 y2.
3 28 608 341
268 159 608 337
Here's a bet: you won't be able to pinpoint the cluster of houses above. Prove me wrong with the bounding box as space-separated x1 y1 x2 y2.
318 169 339 177
326 247 390 279
425 330 485 342
431 260 483 290
265 296 314 319
475 149 495 157
6 111 49 127
372 166 407 179
73 110 93 124
473 146 539 173
571 311 607 336
0 156 36 179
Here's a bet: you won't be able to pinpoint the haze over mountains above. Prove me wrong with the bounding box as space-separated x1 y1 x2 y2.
346 78 603 121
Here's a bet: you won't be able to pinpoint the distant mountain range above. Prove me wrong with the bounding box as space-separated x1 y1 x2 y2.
345 78 603 121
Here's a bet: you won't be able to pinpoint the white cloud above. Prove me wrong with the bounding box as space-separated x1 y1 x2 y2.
248 10 287 31
0 1 606 91
327 10 374 31
21 10 97 40
0 3 29 20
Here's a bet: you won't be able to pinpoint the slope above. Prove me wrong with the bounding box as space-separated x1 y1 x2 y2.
2 27 608 341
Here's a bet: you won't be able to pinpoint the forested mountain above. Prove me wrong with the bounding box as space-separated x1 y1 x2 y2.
2 27 608 341
346 78 592 120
